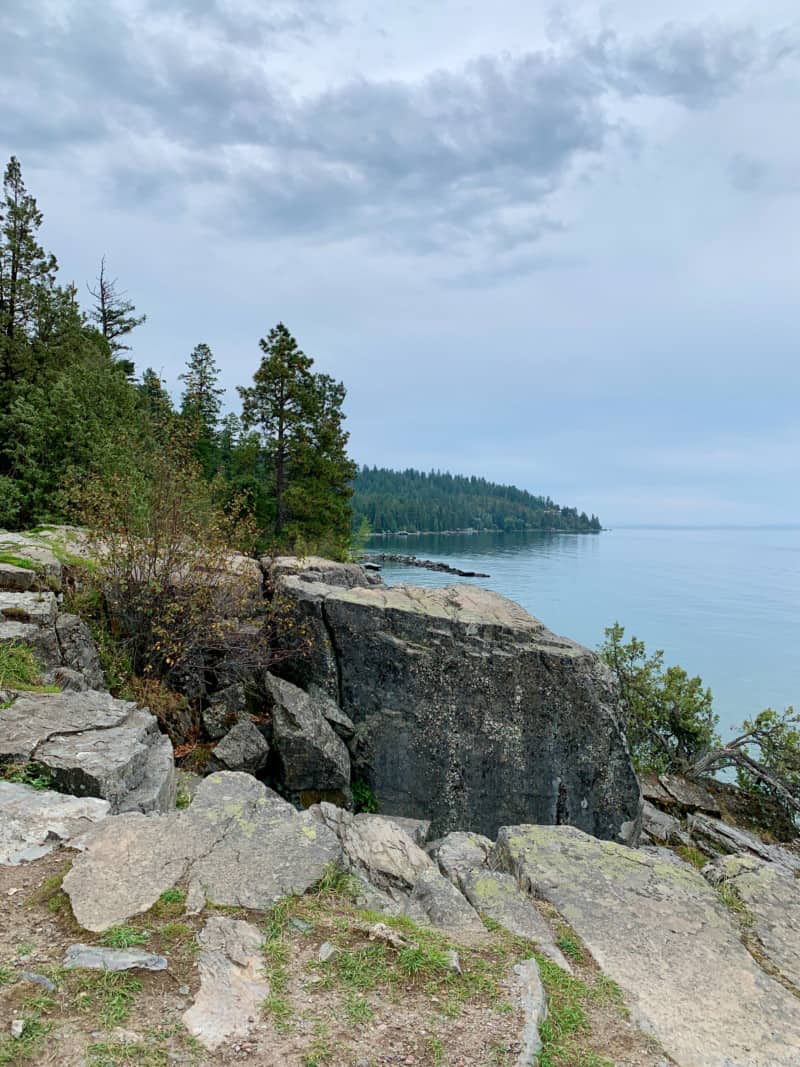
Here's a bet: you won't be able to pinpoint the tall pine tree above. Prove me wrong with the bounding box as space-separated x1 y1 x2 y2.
87 257 146 377
238 323 355 556
179 343 223 478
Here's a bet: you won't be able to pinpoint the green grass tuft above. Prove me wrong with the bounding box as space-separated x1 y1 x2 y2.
100 926 150 949
0 643 45 691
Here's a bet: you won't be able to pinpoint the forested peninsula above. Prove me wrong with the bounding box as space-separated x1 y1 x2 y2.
352 466 602 535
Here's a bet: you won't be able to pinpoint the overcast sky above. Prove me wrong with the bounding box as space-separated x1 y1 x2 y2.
2 1 798 524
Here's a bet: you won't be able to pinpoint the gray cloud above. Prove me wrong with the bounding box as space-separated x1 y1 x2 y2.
2 2 789 267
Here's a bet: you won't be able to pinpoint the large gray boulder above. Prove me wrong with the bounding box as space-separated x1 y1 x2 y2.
493 823 800 1067
278 568 641 840
63 772 342 931
0 690 175 813
266 674 350 797
54 614 105 690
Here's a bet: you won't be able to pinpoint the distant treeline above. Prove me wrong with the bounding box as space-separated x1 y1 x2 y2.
352 467 601 534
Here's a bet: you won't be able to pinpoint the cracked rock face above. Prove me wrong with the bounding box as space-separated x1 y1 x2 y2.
704 853 800 991
493 823 800 1067
279 566 642 841
0 691 174 814
63 772 342 931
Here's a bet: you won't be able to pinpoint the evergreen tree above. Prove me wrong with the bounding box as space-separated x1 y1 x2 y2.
0 156 58 385
87 257 146 377
179 343 224 477
238 323 355 555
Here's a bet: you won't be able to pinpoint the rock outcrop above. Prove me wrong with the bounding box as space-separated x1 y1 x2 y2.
0 780 110 864
493 823 800 1067
276 560 642 841
0 690 175 813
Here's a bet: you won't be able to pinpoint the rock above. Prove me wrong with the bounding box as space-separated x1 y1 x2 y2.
64 944 168 972
314 689 355 741
202 684 248 740
182 917 269 1052
0 780 110 865
0 590 58 627
0 529 67 583
278 569 642 840
268 556 378 590
493 823 800 1067
54 613 105 690
0 619 61 671
688 813 800 872
51 667 89 692
377 815 430 846
659 774 720 816
459 869 573 972
0 562 38 592
19 972 56 992
433 831 493 885
312 802 431 891
318 941 337 962
704 854 800 990
406 866 485 935
63 772 342 931
514 958 547 1066
641 800 684 844
208 720 269 776
10 1019 24 1039
0 691 174 814
267 674 351 795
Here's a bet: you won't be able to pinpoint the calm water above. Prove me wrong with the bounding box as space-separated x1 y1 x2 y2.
369 527 800 738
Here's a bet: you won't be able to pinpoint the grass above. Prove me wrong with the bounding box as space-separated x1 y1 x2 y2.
69 970 143 1027
86 1041 169 1067
100 925 150 949
0 1016 53 1065
675 844 707 870
0 552 36 571
0 643 45 691
537 956 619 1067
556 923 586 964
716 880 754 928
0 966 13 986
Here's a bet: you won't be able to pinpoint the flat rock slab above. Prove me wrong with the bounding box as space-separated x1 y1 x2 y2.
494 824 800 1067
64 945 167 972
64 772 342 931
0 591 58 626
0 563 38 592
0 691 174 813
513 958 546 1066
182 916 269 1051
0 780 110 865
705 854 800 991
689 813 800 872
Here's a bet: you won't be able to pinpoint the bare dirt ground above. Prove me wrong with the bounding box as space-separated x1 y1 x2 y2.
0 851 667 1067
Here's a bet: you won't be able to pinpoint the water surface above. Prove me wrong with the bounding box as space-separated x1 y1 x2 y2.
370 527 800 738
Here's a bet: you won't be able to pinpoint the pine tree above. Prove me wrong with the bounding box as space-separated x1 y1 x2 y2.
87 257 146 377
179 343 224 477
238 323 355 555
0 156 58 381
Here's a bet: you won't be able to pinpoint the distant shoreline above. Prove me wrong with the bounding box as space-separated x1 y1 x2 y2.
367 527 603 537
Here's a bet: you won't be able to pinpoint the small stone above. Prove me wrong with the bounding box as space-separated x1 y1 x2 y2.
178 984 190 996
445 949 461 974
10 1020 24 1039
64 944 168 972
20 971 55 992
318 941 337 962
289 917 313 934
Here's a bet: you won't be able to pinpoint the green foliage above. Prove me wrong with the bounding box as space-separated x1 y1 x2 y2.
238 322 356 558
735 707 800 800
0 642 43 690
599 622 718 774
352 779 379 814
87 256 146 367
69 970 143 1027
0 762 53 790
353 466 602 534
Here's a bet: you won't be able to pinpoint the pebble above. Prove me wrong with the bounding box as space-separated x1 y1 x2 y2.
20 971 56 992
318 941 337 962
178 984 190 995
10 1020 24 1039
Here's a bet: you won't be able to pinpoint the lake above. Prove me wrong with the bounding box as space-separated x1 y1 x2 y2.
369 527 800 739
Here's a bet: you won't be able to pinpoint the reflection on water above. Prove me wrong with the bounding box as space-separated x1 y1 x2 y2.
370 527 800 736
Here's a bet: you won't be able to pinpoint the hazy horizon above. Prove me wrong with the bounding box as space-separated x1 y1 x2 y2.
2 1 798 526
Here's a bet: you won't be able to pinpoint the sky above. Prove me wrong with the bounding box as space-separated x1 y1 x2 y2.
2 0 799 525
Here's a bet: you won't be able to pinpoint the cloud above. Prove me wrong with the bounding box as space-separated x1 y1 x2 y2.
0 3 794 271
